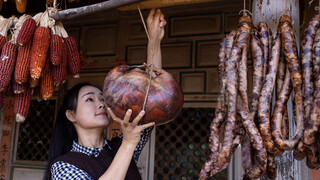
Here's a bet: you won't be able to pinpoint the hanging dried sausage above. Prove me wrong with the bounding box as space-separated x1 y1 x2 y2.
238 42 267 179
276 14 304 150
301 14 320 146
276 50 289 139
251 28 264 123
199 31 236 179
258 30 282 154
258 22 270 81
215 15 252 171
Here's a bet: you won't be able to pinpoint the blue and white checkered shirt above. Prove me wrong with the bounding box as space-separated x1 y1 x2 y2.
51 127 153 180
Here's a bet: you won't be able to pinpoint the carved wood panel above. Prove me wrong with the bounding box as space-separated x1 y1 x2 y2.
180 72 206 93
127 20 148 40
169 14 222 37
83 24 117 56
126 45 147 65
196 40 220 67
162 42 192 68
66 73 108 90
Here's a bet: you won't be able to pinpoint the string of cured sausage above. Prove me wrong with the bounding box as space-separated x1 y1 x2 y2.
272 14 305 151
200 2 320 179
198 31 236 179
238 22 267 180
258 29 283 154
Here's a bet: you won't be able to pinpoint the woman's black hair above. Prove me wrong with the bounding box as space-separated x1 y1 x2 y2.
43 82 95 179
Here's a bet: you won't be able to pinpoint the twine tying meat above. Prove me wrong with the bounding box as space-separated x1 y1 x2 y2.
137 5 160 112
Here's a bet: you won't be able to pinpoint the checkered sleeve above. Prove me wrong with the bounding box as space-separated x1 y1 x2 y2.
51 161 93 180
119 126 154 163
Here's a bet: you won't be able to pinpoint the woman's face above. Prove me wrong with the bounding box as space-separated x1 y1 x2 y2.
71 85 110 129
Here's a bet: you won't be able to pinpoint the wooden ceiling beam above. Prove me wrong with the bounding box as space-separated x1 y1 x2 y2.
50 0 144 21
117 0 222 11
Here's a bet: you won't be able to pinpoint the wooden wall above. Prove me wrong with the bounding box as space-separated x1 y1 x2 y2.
8 0 248 179
63 1 244 108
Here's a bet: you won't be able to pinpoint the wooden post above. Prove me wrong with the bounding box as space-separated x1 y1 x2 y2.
251 0 312 179
0 98 15 180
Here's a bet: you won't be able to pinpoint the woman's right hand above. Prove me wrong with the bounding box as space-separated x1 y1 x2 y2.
107 108 155 147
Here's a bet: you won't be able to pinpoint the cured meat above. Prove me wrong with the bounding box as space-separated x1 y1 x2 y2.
301 14 320 146
258 30 282 154
251 29 264 122
199 31 236 179
276 15 304 150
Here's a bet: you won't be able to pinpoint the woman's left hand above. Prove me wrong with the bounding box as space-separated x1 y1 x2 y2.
147 8 167 42
107 108 155 147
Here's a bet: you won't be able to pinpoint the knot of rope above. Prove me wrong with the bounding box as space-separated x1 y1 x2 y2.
239 9 253 16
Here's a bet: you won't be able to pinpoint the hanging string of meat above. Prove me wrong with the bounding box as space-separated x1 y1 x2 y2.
210 14 252 176
250 28 264 123
238 26 267 179
271 14 305 150
199 31 236 179
276 49 290 140
258 29 283 154
200 5 320 180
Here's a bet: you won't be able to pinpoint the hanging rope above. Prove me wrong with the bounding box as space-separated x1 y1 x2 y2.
258 0 262 22
137 5 161 112
239 0 252 16
285 0 287 14
279 0 290 16
137 5 150 41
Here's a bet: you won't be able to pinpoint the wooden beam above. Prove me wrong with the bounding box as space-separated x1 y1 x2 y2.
50 0 144 21
118 0 221 11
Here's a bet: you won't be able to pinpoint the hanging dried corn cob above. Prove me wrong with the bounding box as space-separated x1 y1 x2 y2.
0 40 18 92
58 21 81 78
16 16 36 47
0 34 5 51
50 24 63 65
65 36 81 78
0 41 18 92
30 11 54 81
13 79 26 94
52 41 67 86
0 17 15 56
15 0 27 13
14 41 32 84
30 75 40 88
40 68 54 100
14 84 32 123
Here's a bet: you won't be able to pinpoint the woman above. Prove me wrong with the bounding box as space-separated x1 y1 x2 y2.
44 8 166 180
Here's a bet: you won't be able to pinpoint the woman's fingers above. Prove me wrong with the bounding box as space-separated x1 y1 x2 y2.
139 122 155 131
107 108 122 123
153 9 161 25
159 13 166 28
147 8 156 25
123 109 132 125
107 108 153 130
107 108 132 126
131 110 145 126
